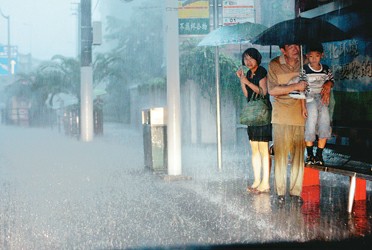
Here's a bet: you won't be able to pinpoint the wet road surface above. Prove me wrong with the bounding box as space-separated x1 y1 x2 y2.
0 124 371 249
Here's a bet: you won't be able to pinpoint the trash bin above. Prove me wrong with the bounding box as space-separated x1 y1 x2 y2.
63 104 80 138
142 107 167 172
94 97 104 136
93 108 103 136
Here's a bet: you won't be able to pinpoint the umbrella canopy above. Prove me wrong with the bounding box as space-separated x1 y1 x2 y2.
251 17 350 46
198 22 267 47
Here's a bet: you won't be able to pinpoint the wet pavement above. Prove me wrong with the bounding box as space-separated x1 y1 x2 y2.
0 123 371 249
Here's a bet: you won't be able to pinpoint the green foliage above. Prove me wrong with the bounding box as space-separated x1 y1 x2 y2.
3 56 81 126
34 55 81 104
93 52 127 84
180 40 244 106
100 2 164 85
93 0 165 123
32 56 79 98
137 77 166 94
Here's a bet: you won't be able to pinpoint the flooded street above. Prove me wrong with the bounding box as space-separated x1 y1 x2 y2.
0 124 371 249
0 0 370 249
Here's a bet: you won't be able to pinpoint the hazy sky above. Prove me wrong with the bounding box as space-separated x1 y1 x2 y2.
0 0 87 60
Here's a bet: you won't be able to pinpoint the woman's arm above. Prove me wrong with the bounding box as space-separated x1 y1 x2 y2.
240 75 260 94
237 69 260 96
259 76 268 95
236 69 248 97
240 81 248 97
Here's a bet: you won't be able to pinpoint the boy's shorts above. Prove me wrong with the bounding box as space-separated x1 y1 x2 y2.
305 94 332 142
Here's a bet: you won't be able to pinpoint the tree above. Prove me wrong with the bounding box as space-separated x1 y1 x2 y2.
179 40 243 106
93 0 164 122
3 55 81 126
35 55 81 105
94 1 243 123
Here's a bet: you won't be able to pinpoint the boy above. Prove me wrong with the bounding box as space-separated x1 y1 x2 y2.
301 42 334 166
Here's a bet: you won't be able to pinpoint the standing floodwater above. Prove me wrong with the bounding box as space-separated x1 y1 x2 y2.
0 124 371 249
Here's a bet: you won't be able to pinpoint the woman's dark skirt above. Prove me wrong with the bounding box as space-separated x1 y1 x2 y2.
247 124 272 142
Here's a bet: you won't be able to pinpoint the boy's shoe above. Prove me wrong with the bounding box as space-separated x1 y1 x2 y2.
305 155 315 165
277 195 285 204
314 155 325 166
290 195 304 205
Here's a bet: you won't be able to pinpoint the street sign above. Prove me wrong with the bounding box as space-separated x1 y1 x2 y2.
0 45 18 76
222 0 255 26
178 0 210 35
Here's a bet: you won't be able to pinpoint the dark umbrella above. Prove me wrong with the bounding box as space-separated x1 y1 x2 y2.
251 17 350 98
251 17 350 46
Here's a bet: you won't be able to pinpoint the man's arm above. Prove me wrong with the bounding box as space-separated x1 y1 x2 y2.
267 64 308 96
321 81 333 105
301 99 307 118
269 81 308 96
321 66 334 105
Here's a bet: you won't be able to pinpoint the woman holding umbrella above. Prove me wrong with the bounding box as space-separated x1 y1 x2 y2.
236 48 272 194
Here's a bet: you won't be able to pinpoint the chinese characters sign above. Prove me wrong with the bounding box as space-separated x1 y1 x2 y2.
178 0 210 35
323 40 372 92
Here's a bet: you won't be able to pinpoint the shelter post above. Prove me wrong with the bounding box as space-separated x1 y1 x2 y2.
165 0 182 176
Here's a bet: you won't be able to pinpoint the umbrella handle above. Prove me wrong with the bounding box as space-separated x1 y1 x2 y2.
299 45 308 79
300 45 304 74
299 45 310 94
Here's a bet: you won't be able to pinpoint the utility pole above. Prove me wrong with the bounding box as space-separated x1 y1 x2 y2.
80 0 94 142
0 9 11 76
213 0 222 171
71 2 81 58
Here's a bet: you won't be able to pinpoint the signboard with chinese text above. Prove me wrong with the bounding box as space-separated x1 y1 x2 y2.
222 0 255 26
178 0 210 35
323 40 371 92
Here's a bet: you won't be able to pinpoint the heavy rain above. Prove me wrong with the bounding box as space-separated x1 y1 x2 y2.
0 0 371 249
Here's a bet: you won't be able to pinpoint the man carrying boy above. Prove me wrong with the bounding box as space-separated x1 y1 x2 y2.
301 42 334 166
267 44 308 204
